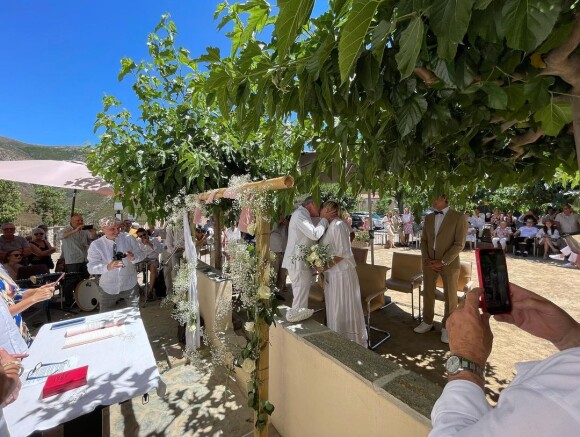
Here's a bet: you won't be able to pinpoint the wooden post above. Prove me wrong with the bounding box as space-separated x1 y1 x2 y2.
213 209 223 270
254 213 270 437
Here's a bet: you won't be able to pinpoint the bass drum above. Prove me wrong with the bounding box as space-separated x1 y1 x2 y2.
74 279 102 312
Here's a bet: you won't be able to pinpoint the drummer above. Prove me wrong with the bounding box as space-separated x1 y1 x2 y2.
136 228 163 300
87 217 145 313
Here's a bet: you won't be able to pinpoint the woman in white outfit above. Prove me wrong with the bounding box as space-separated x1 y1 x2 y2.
318 201 368 347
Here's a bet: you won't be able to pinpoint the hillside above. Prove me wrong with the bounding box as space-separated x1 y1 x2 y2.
0 136 117 226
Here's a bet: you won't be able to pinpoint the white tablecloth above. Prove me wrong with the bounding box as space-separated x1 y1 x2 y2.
5 308 161 436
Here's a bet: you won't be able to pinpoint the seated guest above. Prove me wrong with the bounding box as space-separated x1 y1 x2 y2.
489 208 502 230
464 212 477 251
517 209 539 226
0 264 54 345
513 219 538 257
537 219 560 259
554 204 580 234
492 221 513 253
504 211 516 231
136 228 163 299
0 224 31 266
549 245 579 269
542 206 557 223
28 228 56 270
2 250 23 281
195 227 208 248
468 209 485 238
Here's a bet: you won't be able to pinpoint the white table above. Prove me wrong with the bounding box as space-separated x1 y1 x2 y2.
5 308 161 436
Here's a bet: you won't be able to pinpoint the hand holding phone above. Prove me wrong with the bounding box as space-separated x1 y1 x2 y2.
475 248 512 314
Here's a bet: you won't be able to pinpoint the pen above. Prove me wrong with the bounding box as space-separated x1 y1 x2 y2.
50 318 86 330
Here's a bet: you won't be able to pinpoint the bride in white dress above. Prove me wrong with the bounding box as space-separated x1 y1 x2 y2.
318 201 368 347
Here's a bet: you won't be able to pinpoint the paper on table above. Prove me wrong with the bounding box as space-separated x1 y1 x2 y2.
23 356 80 387
65 318 125 337
62 326 125 349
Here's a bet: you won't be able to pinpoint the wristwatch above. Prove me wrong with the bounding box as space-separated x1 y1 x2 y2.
445 355 485 379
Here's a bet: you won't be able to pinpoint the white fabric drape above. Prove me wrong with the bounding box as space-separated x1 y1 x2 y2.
183 212 201 350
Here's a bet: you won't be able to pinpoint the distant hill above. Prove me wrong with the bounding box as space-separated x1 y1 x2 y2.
0 136 117 226
0 136 88 161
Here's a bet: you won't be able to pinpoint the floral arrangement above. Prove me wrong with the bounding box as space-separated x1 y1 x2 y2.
354 231 371 241
292 243 333 269
161 259 198 331
224 189 280 429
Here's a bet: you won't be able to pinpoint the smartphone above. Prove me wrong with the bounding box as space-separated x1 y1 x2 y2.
475 248 512 314
82 225 94 230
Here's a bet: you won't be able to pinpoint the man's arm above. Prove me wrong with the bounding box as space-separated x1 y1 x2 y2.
294 209 328 241
126 236 146 264
420 216 430 259
441 213 467 265
63 225 83 239
87 241 110 275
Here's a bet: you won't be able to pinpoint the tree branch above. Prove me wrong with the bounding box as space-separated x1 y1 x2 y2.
545 14 580 64
508 129 544 158
413 67 439 86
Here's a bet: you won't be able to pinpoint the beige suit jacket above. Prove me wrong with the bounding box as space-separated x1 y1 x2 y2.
421 208 467 268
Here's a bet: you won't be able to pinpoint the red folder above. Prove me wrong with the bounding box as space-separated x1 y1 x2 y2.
42 365 88 398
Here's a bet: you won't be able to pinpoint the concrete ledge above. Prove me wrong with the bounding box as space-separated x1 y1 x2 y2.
270 307 438 436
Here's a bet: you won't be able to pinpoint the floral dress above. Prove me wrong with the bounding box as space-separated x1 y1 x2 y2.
0 266 32 345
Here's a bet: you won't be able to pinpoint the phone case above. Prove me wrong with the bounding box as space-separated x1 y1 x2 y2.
474 248 487 312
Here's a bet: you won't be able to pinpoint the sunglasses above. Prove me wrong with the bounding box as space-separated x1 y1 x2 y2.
3 228 15 231
10 254 23 257
34 233 45 236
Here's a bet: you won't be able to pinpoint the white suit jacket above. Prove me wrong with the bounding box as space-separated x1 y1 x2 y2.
282 206 328 271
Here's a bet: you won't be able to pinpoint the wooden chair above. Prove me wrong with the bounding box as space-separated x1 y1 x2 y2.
385 252 423 320
356 264 391 350
426 261 473 303
351 247 368 264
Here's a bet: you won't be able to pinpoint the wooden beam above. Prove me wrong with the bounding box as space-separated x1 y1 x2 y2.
197 176 294 201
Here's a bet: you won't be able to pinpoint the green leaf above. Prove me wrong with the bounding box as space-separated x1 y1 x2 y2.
524 76 554 111
118 58 136 81
275 0 315 59
481 82 508 110
469 2 505 43
397 95 428 137
474 0 492 9
262 400 275 415
196 47 221 64
371 19 393 65
395 16 424 79
535 19 575 55
534 101 573 136
432 58 455 86
306 33 336 79
503 0 561 52
428 0 475 45
338 0 380 84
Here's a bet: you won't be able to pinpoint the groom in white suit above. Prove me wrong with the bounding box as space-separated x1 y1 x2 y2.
282 197 337 312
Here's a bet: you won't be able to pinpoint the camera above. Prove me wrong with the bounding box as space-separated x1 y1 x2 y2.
82 225 94 230
113 252 127 261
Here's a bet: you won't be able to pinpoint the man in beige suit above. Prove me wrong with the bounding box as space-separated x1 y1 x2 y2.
415 194 467 343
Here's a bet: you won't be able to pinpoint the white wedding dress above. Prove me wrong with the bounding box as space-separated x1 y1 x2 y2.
320 219 368 347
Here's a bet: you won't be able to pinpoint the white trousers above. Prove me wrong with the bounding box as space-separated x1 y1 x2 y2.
492 237 508 250
561 246 578 263
288 269 314 309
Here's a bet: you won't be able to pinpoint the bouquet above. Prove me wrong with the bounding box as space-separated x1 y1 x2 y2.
292 244 333 270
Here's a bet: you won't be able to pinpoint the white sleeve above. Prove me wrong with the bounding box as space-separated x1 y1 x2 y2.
128 236 146 264
166 228 175 252
430 380 492 437
87 241 108 275
295 214 328 241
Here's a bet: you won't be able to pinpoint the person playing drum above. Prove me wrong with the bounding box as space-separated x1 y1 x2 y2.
87 217 145 313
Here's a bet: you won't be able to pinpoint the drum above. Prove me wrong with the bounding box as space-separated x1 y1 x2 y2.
74 279 102 312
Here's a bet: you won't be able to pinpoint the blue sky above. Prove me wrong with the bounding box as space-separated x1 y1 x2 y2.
1 1 326 147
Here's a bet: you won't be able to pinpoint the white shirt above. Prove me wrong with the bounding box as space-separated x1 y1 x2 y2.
165 224 185 253
430 347 580 436
555 212 580 234
225 227 241 244
87 233 145 294
468 214 484 229
282 206 328 271
518 226 538 238
139 237 163 260
433 207 450 251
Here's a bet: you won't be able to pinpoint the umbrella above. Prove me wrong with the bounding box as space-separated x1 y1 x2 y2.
0 160 114 214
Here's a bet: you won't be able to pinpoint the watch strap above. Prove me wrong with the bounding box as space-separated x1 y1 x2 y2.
447 355 485 379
